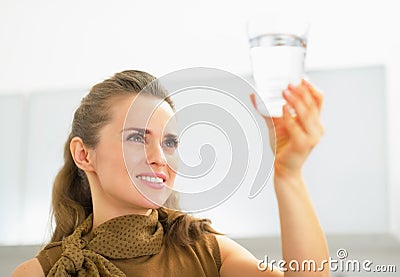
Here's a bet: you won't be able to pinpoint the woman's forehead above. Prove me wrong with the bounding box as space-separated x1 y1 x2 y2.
122 94 176 130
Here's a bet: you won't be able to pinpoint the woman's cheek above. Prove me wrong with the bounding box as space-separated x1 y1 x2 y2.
166 153 178 187
123 146 145 167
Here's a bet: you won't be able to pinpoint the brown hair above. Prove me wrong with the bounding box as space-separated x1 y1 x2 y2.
50 70 221 246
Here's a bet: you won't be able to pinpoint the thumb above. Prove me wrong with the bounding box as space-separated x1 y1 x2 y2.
249 93 257 110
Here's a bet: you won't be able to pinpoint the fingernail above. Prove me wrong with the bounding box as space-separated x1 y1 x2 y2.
283 89 291 97
285 104 296 117
302 78 312 87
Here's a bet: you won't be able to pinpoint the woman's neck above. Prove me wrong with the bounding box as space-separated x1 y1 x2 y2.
92 204 152 229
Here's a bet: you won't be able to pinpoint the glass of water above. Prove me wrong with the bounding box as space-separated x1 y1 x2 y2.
247 12 310 117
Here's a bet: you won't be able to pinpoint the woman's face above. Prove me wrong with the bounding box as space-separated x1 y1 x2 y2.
91 93 178 214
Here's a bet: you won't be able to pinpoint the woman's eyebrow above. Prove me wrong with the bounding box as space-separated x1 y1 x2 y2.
164 133 179 140
121 127 150 134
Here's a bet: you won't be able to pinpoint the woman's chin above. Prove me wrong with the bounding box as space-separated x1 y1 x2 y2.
139 193 171 210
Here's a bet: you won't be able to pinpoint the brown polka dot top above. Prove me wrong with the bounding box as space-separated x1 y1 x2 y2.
36 209 221 276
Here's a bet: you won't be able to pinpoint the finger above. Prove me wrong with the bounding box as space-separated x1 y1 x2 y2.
298 80 325 139
288 83 314 110
283 88 323 138
249 93 257 110
283 103 323 151
302 79 324 112
283 89 310 127
282 103 304 139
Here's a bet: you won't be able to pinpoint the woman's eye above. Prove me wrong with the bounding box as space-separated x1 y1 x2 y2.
127 133 145 143
163 139 179 149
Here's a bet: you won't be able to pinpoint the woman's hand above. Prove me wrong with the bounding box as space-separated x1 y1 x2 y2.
250 79 324 178
217 80 329 277
250 80 330 277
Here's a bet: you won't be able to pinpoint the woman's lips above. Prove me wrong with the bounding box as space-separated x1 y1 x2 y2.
136 174 166 190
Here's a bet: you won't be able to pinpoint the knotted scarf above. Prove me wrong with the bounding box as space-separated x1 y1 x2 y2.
47 209 164 277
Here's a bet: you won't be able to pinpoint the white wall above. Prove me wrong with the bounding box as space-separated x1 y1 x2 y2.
0 0 399 241
0 0 397 91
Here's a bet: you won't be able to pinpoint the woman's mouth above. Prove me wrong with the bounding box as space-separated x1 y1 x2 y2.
136 175 166 190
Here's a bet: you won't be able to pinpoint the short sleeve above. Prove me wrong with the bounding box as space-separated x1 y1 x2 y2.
35 242 62 275
206 234 222 272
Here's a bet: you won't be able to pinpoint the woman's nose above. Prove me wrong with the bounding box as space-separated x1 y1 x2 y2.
145 143 167 166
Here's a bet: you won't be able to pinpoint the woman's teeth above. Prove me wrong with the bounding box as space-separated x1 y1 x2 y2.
137 175 164 183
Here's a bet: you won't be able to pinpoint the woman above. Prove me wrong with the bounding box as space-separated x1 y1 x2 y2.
12 70 329 276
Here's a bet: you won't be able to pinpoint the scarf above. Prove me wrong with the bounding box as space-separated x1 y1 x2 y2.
47 209 164 277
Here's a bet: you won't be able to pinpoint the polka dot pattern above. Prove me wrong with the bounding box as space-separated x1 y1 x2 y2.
89 209 164 259
47 209 163 276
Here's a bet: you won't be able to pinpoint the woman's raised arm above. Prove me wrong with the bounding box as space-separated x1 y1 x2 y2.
218 79 329 277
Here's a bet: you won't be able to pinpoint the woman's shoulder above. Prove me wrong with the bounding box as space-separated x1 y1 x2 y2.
12 242 62 277
34 241 63 275
195 232 221 257
192 232 221 254
214 235 284 277
11 258 44 277
171 232 222 273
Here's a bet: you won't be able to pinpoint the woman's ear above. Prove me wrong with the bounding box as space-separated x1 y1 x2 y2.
70 137 95 172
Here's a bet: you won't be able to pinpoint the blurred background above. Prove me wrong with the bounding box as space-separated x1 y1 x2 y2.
1 0 399 276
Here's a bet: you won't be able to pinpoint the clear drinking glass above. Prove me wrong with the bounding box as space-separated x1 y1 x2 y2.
247 12 310 117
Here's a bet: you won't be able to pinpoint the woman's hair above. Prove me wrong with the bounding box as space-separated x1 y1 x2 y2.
50 70 221 246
